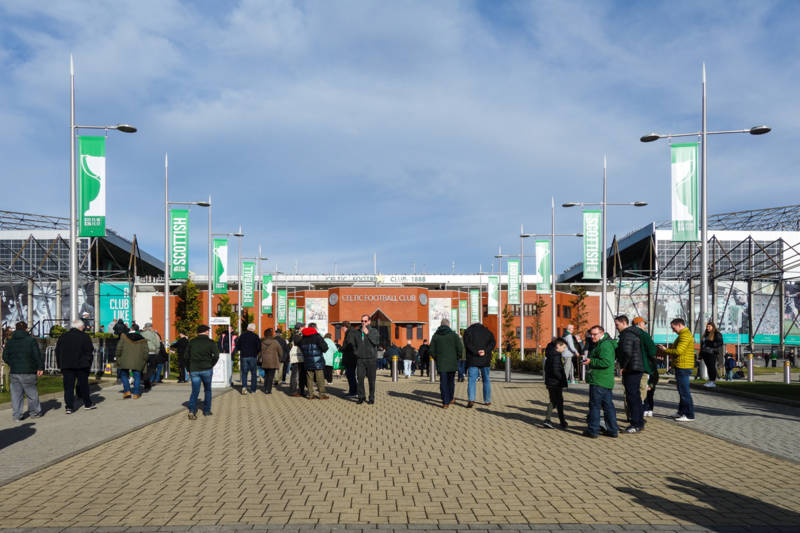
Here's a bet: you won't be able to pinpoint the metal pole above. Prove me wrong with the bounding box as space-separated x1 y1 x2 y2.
69 55 78 322
257 244 262 335
520 225 525 360
747 353 754 382
700 64 709 332
164 153 170 348
391 355 398 382
429 357 436 383
551 197 557 341
207 195 212 326
784 360 792 384
237 226 242 334
601 155 608 330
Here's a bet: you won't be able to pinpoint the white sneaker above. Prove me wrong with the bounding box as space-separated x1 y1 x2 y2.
675 415 695 422
643 410 653 417
703 381 716 388
241 389 249 395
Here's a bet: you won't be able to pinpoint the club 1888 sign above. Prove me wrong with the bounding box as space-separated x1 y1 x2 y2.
99 282 131 329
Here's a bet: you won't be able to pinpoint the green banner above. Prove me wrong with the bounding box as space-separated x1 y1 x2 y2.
450 307 458 330
169 209 189 279
582 210 602 280
241 261 255 307
78 136 107 237
277 289 287 324
507 259 520 305
261 274 273 314
458 300 468 331
297 308 304 324
487 275 499 315
213 238 228 294
671 143 699 242
288 298 297 327
535 240 551 292
98 282 131 329
470 289 480 324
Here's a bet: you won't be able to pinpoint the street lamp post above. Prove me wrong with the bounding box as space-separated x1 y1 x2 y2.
208 229 245 330
495 248 538 381
69 55 136 322
241 247 269 334
640 63 770 335
563 155 647 330
521 198 582 349
163 153 210 372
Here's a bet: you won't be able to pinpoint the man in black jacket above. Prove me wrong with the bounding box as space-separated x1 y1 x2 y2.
400 340 416 378
171 333 189 383
542 338 569 429
274 328 289 384
55 319 96 414
417 339 430 376
615 315 645 433
234 323 261 395
187 324 220 419
463 322 496 407
340 322 358 396
343 314 379 404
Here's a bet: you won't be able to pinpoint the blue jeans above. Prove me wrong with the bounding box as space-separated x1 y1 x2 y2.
440 371 456 405
622 371 644 428
675 367 695 419
457 360 466 380
240 357 258 392
189 369 213 414
587 385 618 436
153 363 163 383
467 366 491 403
120 369 141 395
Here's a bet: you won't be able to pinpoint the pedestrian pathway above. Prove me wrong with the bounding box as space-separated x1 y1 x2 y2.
0 372 798 530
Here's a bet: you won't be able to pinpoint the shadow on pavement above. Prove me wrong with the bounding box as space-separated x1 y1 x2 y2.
0 423 36 451
616 476 800 531
40 398 62 414
387 390 441 407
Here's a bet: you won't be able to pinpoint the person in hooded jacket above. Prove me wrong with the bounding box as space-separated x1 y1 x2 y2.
340 321 358 396
542 338 569 429
615 315 645 434
116 326 149 398
55 319 96 413
3 321 43 420
429 318 464 408
298 322 329 399
400 340 416 378
463 322 496 407
259 328 282 394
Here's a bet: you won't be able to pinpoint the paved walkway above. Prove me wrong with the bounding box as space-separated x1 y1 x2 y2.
0 372 798 531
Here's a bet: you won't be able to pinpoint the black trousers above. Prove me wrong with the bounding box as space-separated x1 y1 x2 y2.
177 358 187 382
324 365 333 383
702 353 718 381
63 368 92 409
546 386 565 424
356 358 377 401
345 363 357 394
262 368 277 393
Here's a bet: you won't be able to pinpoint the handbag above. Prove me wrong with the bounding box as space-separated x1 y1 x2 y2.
332 351 342 370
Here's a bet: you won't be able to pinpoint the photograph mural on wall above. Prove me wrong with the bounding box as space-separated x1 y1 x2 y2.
784 281 800 345
1 281 95 336
652 280 689 343
305 298 329 337
428 298 451 337
715 280 749 344
616 280 649 325
751 281 780 344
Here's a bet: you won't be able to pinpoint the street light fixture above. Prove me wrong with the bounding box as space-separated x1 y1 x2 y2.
241 246 269 334
68 55 136 323
563 155 647 330
494 248 537 383
208 228 245 332
640 64 771 338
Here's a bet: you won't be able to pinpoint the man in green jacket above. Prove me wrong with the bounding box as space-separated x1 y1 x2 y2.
429 318 464 408
186 324 220 419
582 325 619 438
2 321 43 420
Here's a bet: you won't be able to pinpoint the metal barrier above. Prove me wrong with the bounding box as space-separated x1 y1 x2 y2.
44 343 108 374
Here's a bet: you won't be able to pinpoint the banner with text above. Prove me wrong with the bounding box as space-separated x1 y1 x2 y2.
277 289 287 324
170 209 189 279
507 259 520 304
241 261 255 307
671 143 700 242
98 282 131 328
450 308 458 330
582 210 602 280
535 240 551 293
213 239 228 294
261 275 273 314
288 298 297 327
469 289 480 324
487 275 499 315
458 300 468 331
297 308 304 324
78 136 107 237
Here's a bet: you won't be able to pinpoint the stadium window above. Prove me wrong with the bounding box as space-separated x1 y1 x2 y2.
526 327 533 339
417 325 423 339
406 325 413 339
395 324 399 339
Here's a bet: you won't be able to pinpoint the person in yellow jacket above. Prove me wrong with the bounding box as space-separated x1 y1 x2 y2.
659 318 695 421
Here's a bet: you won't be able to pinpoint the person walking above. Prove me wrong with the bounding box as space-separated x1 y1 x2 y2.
345 314 379 405
700 322 723 389
186 325 220 419
115 325 149 399
429 318 463 408
614 315 645 434
259 328 282 394
323 333 337 384
298 323 329 399
631 317 658 417
171 333 189 383
563 324 580 384
140 323 162 386
340 321 358 397
3 321 43 420
275 329 290 384
234 323 261 395
417 339 430 376
660 318 696 422
582 325 618 438
400 340 416 378
541 337 568 429
463 322 495 407
55 319 96 414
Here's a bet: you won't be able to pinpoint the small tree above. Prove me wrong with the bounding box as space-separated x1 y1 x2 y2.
175 279 201 337
571 286 588 335
531 297 548 353
502 304 517 352
215 295 238 338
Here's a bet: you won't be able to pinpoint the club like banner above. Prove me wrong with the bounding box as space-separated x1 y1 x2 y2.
261 274 273 314
170 209 189 279
277 289 287 324
78 136 107 237
469 289 480 324
507 259 520 305
535 240 551 292
671 143 700 242
487 275 499 315
583 210 602 280
213 238 228 294
241 261 255 307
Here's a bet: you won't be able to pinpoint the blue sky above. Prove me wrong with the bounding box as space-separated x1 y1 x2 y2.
1 1 797 276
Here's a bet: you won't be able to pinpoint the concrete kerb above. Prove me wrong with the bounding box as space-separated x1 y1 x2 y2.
686 381 800 408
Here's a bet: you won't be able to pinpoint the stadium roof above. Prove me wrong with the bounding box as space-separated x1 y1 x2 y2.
655 204 800 232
